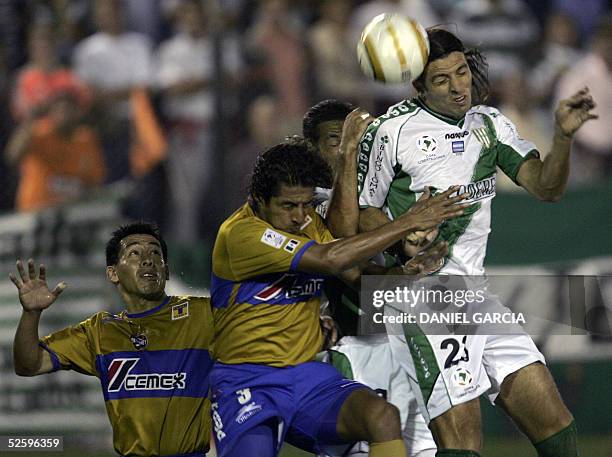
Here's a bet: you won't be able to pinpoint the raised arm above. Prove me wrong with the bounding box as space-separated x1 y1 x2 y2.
517 87 598 202
11 260 66 376
326 108 375 237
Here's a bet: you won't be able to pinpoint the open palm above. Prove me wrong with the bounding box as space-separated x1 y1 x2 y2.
9 259 66 312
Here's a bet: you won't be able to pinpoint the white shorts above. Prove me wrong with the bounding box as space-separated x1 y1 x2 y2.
386 328 545 422
320 335 437 457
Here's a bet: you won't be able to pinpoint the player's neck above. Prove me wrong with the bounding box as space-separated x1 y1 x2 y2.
416 96 466 123
122 293 169 316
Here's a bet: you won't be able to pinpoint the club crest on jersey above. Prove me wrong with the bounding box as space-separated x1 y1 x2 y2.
130 332 148 350
416 135 438 154
107 358 186 392
472 128 492 148
172 301 189 320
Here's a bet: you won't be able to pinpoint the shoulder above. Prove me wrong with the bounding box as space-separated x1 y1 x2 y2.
122 32 152 51
468 104 502 118
74 33 107 56
364 100 422 140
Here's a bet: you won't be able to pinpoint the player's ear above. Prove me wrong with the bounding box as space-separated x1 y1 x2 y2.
164 264 170 280
106 266 119 284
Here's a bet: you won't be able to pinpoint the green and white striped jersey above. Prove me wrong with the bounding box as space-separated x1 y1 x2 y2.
357 98 538 275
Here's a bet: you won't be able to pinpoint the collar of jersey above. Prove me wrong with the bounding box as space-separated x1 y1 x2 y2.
124 295 172 319
414 97 466 127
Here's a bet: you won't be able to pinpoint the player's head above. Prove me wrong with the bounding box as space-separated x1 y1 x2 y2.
303 99 354 169
413 28 489 119
94 0 123 35
250 140 332 234
105 222 169 300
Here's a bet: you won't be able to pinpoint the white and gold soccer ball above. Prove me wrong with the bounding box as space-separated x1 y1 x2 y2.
357 13 430 84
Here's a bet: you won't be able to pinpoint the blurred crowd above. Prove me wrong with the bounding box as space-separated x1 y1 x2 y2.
0 0 610 246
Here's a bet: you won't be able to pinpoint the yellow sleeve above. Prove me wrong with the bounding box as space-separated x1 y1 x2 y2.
39 317 97 376
226 218 316 281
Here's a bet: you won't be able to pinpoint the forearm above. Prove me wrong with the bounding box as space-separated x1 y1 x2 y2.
13 310 45 375
358 206 392 233
538 129 573 199
327 150 359 237
323 215 419 272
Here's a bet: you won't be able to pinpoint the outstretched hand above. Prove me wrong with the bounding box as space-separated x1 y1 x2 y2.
9 259 66 312
555 87 598 139
401 187 469 231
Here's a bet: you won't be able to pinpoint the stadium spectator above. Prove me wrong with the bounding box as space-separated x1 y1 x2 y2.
0 42 16 212
246 0 309 132
447 0 540 84
5 90 105 212
529 12 582 108
12 22 89 121
73 0 153 183
552 0 609 41
10 222 214 457
155 0 241 244
307 0 367 106
497 68 553 191
224 94 284 213
556 20 612 184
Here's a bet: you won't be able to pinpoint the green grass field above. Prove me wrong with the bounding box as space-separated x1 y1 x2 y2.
10 435 612 457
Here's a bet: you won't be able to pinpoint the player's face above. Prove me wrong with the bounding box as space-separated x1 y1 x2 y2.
422 51 472 119
108 234 168 300
316 120 344 170
258 184 315 234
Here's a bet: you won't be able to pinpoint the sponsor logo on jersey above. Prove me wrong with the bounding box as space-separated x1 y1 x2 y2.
260 228 287 249
284 239 300 253
254 274 324 301
416 135 438 154
107 358 186 392
235 401 263 424
455 176 496 203
445 131 469 140
451 140 465 154
130 332 148 350
171 301 189 320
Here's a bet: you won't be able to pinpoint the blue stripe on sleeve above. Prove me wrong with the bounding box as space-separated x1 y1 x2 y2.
290 240 315 271
38 341 62 372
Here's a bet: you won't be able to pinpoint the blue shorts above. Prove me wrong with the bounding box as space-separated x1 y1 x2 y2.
209 361 369 456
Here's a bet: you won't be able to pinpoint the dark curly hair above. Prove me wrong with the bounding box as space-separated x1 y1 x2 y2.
414 28 490 105
105 222 168 266
302 99 354 143
249 140 333 205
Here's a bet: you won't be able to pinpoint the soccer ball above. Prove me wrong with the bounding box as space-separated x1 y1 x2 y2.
357 13 430 84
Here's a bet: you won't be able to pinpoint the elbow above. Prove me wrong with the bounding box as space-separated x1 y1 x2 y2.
323 252 353 276
536 190 563 203
14 365 38 377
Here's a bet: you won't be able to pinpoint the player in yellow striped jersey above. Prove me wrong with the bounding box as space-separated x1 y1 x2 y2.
210 141 468 457
11 222 214 457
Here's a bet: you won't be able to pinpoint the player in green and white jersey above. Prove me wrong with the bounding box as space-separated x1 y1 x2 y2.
357 28 597 457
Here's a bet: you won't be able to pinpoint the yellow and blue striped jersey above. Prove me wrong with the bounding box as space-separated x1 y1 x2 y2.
39 296 214 457
211 203 334 367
